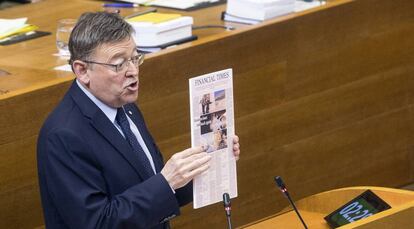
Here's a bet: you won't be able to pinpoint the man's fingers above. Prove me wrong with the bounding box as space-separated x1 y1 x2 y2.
187 163 210 179
233 143 240 151
233 135 239 143
233 135 240 161
174 146 204 159
181 153 211 172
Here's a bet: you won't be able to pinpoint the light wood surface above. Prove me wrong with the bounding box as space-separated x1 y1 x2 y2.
243 210 328 229
0 0 247 96
242 187 414 228
1 0 414 228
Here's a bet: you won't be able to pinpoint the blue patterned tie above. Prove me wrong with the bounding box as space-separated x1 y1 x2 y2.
116 107 154 177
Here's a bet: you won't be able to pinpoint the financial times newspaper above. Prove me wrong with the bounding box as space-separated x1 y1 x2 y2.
189 68 237 209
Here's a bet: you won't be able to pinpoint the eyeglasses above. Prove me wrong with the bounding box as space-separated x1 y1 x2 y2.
83 53 145 73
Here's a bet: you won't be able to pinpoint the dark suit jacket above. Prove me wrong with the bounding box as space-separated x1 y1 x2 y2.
37 81 192 229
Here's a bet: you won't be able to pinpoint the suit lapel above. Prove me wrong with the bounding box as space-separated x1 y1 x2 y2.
91 113 151 180
69 81 150 180
124 104 164 173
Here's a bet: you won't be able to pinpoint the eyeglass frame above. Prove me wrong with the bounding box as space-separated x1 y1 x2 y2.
82 52 145 73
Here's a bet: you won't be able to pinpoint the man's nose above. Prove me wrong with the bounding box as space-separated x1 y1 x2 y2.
125 61 139 77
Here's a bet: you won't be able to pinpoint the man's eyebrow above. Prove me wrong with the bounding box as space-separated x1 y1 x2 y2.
109 52 127 61
109 47 138 61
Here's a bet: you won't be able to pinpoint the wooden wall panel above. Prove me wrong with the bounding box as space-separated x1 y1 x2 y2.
145 0 414 228
170 69 414 228
0 0 413 228
0 82 71 229
0 137 43 229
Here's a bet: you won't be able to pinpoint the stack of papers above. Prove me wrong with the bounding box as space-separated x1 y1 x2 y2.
120 0 223 10
223 0 324 25
294 0 325 12
226 0 295 21
0 18 38 41
127 13 195 52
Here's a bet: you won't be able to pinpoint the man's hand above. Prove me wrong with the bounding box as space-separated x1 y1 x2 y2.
161 135 240 191
233 135 240 161
161 147 211 190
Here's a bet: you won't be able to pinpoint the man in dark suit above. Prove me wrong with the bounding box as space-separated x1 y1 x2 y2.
37 12 240 229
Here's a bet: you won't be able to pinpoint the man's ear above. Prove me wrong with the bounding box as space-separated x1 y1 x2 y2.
72 60 90 85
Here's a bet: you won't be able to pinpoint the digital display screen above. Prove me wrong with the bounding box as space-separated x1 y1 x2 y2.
324 190 391 228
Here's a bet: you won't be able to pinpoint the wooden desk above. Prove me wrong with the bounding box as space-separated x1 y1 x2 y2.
242 187 414 228
1 0 414 228
0 0 247 94
0 0 246 68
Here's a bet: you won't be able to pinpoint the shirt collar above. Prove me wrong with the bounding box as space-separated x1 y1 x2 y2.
76 80 118 124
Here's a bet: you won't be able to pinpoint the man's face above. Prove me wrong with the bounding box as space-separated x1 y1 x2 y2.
82 37 139 108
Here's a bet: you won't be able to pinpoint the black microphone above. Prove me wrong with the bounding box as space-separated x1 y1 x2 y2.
223 193 232 229
274 176 308 229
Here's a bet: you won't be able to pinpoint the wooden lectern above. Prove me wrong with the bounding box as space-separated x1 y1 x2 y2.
241 187 414 228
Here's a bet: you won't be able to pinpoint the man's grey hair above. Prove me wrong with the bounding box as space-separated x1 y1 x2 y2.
69 12 134 64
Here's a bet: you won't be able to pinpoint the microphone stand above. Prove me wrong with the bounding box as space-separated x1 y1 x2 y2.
226 213 232 229
223 193 232 229
284 190 308 229
274 176 308 229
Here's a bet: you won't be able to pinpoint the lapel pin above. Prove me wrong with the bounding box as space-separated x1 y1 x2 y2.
128 110 132 115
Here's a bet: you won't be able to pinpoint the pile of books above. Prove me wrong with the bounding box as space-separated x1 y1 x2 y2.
126 13 196 53
223 0 296 25
0 18 39 45
121 0 226 11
